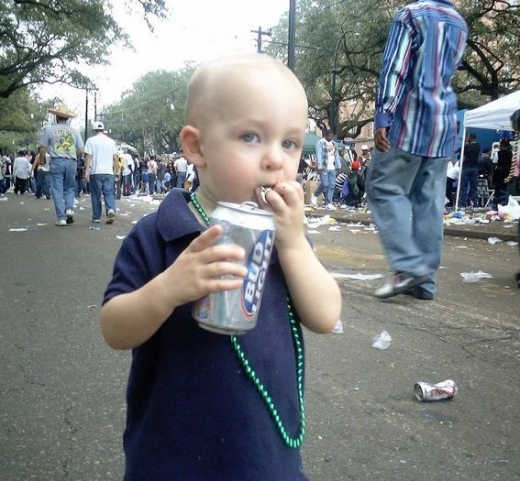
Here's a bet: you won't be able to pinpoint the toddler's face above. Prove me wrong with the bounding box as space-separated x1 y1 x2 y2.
196 68 308 205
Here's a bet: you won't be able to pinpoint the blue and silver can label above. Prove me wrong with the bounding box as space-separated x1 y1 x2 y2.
192 202 276 335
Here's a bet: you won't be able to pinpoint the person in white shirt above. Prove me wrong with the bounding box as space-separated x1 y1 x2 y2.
147 155 157 194
174 155 188 189
84 121 119 223
312 130 341 209
121 149 134 196
446 157 460 208
13 150 32 195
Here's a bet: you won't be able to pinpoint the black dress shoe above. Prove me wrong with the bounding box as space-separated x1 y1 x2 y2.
403 285 434 300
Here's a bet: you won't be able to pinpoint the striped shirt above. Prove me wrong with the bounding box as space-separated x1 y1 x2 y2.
375 0 468 157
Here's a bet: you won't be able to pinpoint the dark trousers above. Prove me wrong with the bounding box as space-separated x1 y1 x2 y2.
460 165 479 207
493 181 508 208
35 170 51 198
14 177 27 194
446 177 456 207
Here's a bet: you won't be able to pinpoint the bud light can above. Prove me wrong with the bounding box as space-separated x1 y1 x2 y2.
192 201 276 335
415 380 458 401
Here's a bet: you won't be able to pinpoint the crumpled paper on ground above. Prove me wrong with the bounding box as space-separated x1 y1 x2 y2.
460 270 493 282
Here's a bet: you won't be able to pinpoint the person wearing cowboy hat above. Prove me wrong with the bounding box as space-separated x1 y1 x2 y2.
359 145 371 164
38 103 84 226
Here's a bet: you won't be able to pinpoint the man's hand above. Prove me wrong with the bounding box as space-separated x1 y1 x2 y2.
374 127 391 153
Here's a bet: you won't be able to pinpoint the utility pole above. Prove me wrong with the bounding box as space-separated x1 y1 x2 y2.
84 88 89 140
251 26 271 53
288 0 296 71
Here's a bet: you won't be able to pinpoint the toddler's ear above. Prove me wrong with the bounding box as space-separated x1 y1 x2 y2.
180 125 205 167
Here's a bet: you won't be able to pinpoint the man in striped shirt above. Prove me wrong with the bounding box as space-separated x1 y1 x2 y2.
366 0 468 300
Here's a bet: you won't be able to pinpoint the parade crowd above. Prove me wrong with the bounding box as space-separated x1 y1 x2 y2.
0 106 197 228
0 149 195 200
307 132 520 213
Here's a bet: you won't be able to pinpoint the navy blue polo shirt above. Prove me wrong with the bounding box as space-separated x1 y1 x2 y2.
104 189 308 480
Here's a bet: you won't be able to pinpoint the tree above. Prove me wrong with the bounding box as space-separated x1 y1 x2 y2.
0 0 167 99
266 0 520 138
0 89 47 153
101 66 195 155
456 0 520 102
266 0 394 138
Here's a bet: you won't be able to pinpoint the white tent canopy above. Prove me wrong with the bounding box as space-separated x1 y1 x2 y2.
464 90 520 130
455 91 519 209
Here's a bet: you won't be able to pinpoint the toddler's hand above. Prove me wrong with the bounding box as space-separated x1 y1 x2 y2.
256 181 305 249
161 225 247 309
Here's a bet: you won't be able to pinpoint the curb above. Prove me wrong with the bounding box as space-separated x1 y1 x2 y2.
308 209 518 242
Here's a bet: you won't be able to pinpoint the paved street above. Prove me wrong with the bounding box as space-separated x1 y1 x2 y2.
1 192 519 480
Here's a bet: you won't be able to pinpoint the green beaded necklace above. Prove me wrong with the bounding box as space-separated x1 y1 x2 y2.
189 192 306 448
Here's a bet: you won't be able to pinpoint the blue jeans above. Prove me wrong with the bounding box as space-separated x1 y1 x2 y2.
121 173 133 196
366 146 449 296
156 178 165 193
89 174 116 221
314 170 337 204
176 172 186 189
148 173 156 194
49 158 77 221
141 172 149 193
35 170 51 198
459 165 478 208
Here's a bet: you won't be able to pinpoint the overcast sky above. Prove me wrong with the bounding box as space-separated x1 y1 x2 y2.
40 0 288 120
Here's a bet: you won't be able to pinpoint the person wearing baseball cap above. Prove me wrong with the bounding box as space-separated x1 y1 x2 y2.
38 103 84 226
84 120 119 224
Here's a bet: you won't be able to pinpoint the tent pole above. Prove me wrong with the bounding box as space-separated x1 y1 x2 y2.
454 116 467 211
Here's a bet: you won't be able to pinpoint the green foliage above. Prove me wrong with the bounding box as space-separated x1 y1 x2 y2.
0 0 121 98
0 0 167 99
456 0 520 102
267 0 520 138
0 0 167 149
100 65 196 155
0 89 46 152
267 0 400 137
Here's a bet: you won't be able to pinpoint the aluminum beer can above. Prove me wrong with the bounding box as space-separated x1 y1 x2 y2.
415 379 458 401
192 201 276 335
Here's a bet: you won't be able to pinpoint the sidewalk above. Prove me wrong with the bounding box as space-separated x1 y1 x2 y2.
104 192 520 243
307 205 519 242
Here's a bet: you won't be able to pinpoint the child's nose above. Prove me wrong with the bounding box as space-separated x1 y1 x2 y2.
262 145 284 170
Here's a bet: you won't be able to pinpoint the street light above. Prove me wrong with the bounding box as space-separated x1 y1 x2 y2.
330 30 350 133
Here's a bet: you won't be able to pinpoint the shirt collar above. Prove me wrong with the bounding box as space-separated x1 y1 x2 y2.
157 189 204 242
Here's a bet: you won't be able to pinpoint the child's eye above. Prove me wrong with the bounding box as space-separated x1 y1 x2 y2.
242 133 259 143
282 139 298 149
